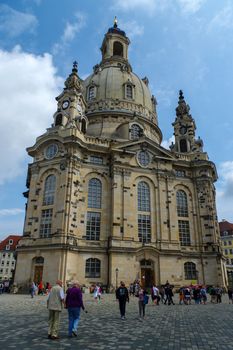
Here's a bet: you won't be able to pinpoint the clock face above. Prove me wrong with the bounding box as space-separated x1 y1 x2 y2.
62 100 69 109
180 126 187 135
45 144 58 159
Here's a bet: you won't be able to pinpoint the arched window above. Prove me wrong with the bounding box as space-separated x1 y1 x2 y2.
113 41 123 56
55 114 63 126
130 124 142 140
126 84 133 99
138 181 151 243
85 258 101 278
88 86 95 100
138 181 150 212
43 175 56 205
180 139 187 152
88 178 102 208
176 190 188 217
184 262 197 279
81 119 86 134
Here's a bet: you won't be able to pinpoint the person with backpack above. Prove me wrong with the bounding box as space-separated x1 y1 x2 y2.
116 281 129 320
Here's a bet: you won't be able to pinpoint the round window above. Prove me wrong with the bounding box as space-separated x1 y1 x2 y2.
137 150 150 167
45 144 58 159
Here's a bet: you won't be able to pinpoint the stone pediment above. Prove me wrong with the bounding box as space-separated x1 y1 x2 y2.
111 138 175 161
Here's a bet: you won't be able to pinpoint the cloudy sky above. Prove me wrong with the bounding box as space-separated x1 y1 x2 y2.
0 0 233 239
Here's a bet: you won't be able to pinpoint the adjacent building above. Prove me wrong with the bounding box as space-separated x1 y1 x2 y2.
0 235 21 281
219 220 233 287
15 20 227 289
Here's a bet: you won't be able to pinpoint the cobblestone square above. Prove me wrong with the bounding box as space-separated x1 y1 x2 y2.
0 293 232 350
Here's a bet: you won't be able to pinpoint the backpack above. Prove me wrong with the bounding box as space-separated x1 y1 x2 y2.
143 295 149 305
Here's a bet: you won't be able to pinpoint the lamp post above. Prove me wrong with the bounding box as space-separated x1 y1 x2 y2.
115 268 119 289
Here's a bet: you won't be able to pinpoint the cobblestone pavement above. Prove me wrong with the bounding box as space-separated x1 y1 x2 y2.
0 293 233 350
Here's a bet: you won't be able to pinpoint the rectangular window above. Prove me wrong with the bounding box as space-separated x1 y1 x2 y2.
230 249 233 254
6 261 9 266
86 212 101 240
225 249 228 255
90 156 103 165
0 269 3 273
178 220 191 246
8 253 11 258
1 261 4 266
2 253 5 258
231 259 233 265
126 84 133 99
5 245 10 251
138 214 151 243
224 241 227 246
229 241 232 245
39 209 53 238
85 259 100 278
11 261 14 266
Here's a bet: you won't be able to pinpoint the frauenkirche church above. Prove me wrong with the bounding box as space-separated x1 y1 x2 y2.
15 20 227 289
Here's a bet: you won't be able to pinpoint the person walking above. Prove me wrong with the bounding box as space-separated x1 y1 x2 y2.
227 287 233 304
138 287 149 320
116 281 129 320
47 280 64 340
29 282 36 298
65 280 86 337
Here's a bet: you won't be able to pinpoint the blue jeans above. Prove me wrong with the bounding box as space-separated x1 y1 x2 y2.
68 307 81 336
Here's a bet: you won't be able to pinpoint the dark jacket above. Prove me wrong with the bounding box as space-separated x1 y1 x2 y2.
116 286 129 302
65 287 85 309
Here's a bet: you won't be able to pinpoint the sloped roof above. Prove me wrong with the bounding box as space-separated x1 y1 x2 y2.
0 235 22 251
219 221 233 235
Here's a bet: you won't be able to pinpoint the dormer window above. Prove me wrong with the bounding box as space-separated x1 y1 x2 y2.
55 114 63 126
130 124 143 140
126 84 133 99
113 41 123 57
88 86 96 100
9 239 13 245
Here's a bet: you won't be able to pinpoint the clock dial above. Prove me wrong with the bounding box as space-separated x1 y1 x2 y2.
45 144 58 159
62 100 69 109
180 126 187 135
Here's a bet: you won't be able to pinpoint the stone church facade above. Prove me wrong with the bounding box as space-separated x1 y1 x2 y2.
15 21 227 289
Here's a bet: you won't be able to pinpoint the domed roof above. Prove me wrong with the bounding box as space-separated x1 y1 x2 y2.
83 65 157 122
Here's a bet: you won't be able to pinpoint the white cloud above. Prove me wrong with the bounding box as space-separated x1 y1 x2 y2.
216 161 233 222
177 0 206 14
161 136 175 149
0 4 38 37
208 3 233 31
121 20 144 38
113 0 171 13
0 208 24 216
52 12 86 55
0 46 63 185
156 88 175 107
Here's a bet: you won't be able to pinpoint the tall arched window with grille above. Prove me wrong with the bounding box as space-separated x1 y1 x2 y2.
137 181 151 243
184 262 197 279
85 258 101 278
176 190 191 246
43 175 56 206
176 190 188 217
86 178 102 240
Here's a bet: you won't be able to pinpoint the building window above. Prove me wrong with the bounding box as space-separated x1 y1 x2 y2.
225 249 228 255
88 86 95 100
5 245 10 251
176 190 188 217
130 124 142 140
231 259 233 265
7 253 10 258
0 269 3 273
137 150 150 167
1 261 4 266
88 178 102 209
175 170 185 177
43 175 56 206
224 241 227 246
126 84 133 99
180 139 187 152
184 262 197 279
179 220 191 246
11 261 14 266
6 261 9 266
85 258 101 278
113 41 123 56
39 209 53 238
86 212 101 241
138 214 151 243
55 114 63 126
5 269 8 274
9 239 13 245
138 181 150 212
229 241 232 245
90 156 103 165
230 249 233 254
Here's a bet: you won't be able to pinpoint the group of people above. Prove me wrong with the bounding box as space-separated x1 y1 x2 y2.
0 280 10 294
29 281 52 298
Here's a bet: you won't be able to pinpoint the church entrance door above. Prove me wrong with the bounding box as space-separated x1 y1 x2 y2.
140 259 154 288
34 266 43 283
